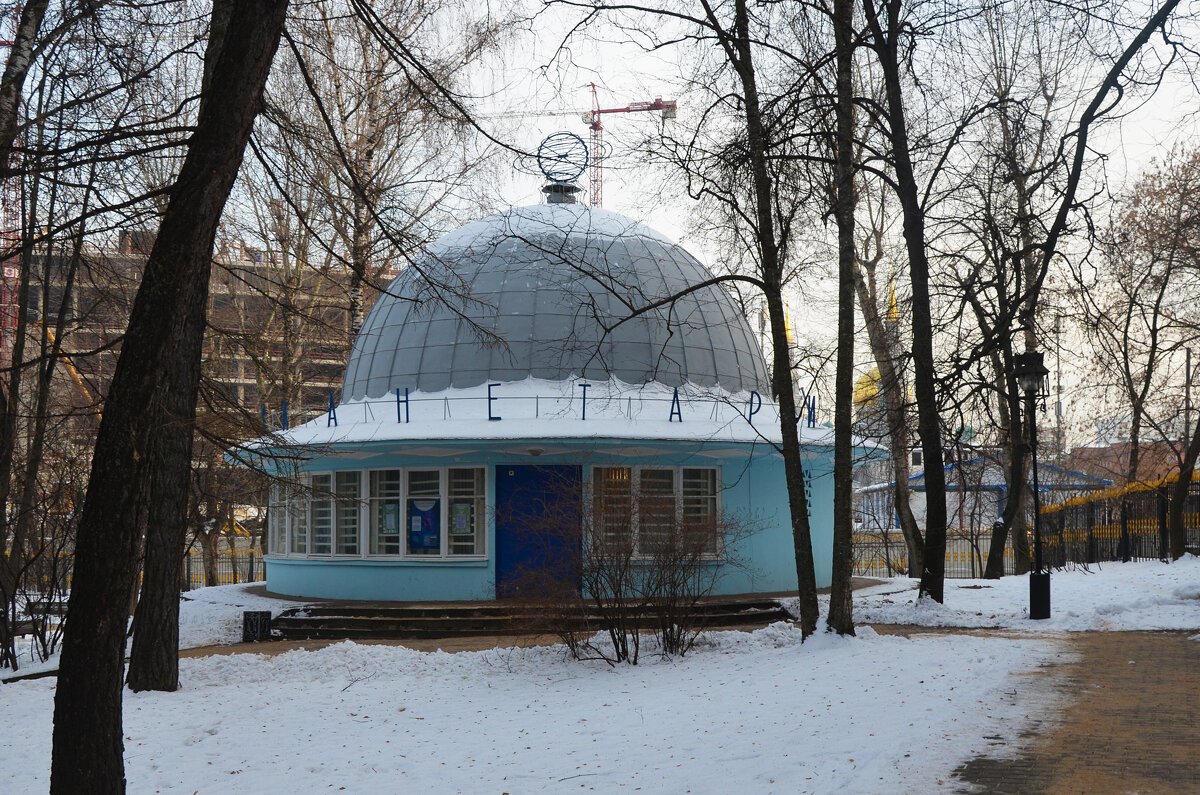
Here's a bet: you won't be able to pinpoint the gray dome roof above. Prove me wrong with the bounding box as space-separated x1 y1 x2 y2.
342 204 771 398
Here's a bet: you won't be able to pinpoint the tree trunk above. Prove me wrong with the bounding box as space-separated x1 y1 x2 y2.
202 528 220 587
827 0 856 636
0 203 39 671
993 83 1042 579
50 2 288 790
985 368 1031 578
0 0 48 180
1 216 90 669
714 0 819 636
862 0 948 602
851 264 923 575
988 429 1032 578
1167 417 1200 560
126 0 277 696
126 427 192 692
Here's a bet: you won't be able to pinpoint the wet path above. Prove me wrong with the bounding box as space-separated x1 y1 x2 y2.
955 631 1200 794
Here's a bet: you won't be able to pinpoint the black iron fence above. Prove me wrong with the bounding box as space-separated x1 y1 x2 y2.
182 548 266 590
9 548 267 593
1042 478 1200 566
855 477 1200 579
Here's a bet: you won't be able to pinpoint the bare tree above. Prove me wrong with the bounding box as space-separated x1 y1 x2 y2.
851 195 924 575
51 1 288 788
946 1 1096 579
826 0 857 635
1076 148 1200 559
0 2 203 671
857 0 1186 600
0 0 50 179
550 0 844 637
264 0 509 346
124 0 510 696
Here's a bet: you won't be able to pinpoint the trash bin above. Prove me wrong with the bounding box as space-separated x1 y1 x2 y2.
242 610 273 643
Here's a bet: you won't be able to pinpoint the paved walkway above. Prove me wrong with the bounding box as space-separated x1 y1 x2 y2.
954 630 1200 794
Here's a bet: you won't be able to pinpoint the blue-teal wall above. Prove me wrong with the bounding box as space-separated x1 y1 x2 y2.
263 438 835 600
266 557 495 601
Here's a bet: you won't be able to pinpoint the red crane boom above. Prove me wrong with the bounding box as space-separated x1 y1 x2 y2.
585 83 676 207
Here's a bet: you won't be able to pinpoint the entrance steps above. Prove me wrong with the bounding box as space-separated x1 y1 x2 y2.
272 597 792 641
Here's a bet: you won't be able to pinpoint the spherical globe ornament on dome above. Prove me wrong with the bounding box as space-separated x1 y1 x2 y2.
343 204 772 399
536 132 589 184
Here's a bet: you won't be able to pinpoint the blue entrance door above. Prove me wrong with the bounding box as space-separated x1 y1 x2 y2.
495 465 582 598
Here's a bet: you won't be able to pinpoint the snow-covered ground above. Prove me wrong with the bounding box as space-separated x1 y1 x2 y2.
177 584 309 649
1 558 1197 793
848 555 1200 631
2 585 306 680
5 623 1062 793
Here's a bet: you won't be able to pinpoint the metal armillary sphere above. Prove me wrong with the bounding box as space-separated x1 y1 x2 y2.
536 132 589 184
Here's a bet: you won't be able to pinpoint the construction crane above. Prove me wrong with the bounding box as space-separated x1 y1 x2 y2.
481 85 677 207
584 83 676 207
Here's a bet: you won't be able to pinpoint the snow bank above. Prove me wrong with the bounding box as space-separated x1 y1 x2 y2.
0 623 1063 794
848 556 1200 631
2 584 300 679
178 583 307 649
7 556 1197 791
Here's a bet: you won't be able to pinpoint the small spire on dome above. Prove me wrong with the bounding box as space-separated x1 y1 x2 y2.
542 182 582 204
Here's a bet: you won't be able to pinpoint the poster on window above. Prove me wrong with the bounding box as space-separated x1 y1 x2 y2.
381 502 399 535
408 499 440 552
450 501 472 535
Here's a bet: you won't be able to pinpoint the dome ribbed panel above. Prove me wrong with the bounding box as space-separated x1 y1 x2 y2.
342 205 772 399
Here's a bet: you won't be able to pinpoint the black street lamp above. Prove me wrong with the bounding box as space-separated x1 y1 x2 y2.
1014 350 1051 620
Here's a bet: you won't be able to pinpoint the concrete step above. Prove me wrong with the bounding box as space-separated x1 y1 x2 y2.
272 600 791 641
282 598 786 620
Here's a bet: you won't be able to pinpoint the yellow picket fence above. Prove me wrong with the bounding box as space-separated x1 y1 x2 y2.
852 534 1015 579
182 548 265 589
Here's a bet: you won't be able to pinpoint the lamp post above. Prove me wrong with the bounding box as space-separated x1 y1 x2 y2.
1014 350 1051 619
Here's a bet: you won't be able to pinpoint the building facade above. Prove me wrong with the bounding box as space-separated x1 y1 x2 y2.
257 202 839 601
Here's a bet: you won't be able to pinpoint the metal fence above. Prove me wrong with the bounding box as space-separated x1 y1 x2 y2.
182 548 265 590
1042 479 1200 566
854 478 1200 579
853 533 1016 579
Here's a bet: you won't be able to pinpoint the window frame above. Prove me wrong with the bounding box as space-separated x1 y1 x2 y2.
268 483 286 555
333 470 363 556
588 465 723 559
266 466 488 561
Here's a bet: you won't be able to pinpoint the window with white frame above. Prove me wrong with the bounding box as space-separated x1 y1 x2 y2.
268 484 286 554
406 470 441 555
593 466 632 550
591 466 720 557
267 467 487 560
447 468 485 555
267 480 310 554
288 482 308 554
369 470 402 554
334 471 360 554
638 469 676 552
682 468 719 555
310 473 333 554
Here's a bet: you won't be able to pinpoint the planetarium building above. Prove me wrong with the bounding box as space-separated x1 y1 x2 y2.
259 199 837 601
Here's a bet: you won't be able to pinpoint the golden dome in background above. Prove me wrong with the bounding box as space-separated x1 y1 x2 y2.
853 366 881 408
